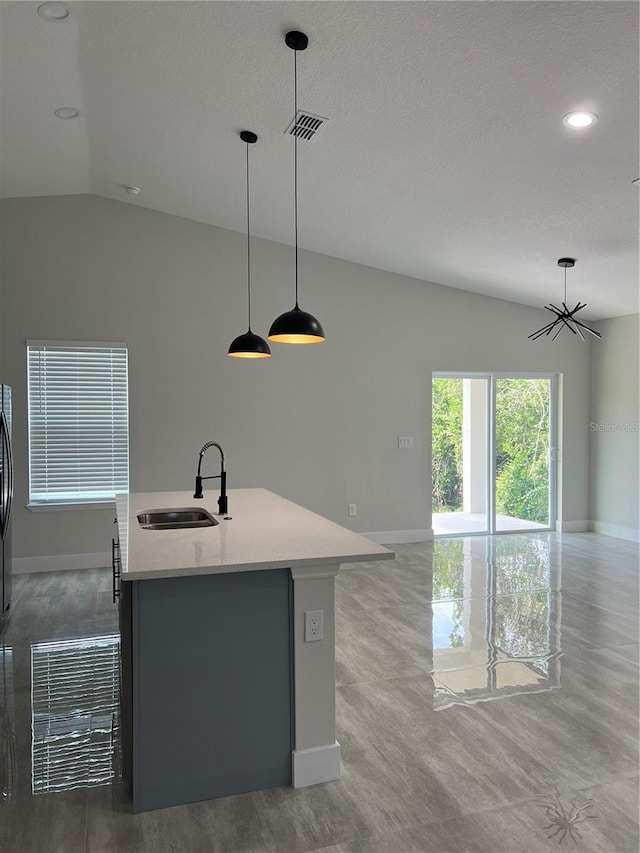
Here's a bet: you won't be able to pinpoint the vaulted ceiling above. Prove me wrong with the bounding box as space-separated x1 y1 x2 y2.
1 1 638 318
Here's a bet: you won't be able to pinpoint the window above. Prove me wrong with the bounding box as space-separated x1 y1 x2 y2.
27 342 129 506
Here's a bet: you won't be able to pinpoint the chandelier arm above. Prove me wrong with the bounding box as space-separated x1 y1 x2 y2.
560 317 578 334
549 304 579 333
540 312 563 328
584 327 603 339
529 319 559 339
570 318 602 338
542 311 558 329
549 306 578 334
528 328 546 340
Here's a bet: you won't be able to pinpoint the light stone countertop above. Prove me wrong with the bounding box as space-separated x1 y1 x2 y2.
115 488 394 581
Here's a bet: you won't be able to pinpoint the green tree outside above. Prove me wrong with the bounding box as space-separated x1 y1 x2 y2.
432 378 550 524
431 378 463 513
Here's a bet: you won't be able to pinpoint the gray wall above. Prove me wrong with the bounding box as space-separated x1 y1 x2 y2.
0 201 3 378
1 195 592 560
590 314 640 541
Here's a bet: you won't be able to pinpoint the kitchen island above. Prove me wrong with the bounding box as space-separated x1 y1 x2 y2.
114 488 393 812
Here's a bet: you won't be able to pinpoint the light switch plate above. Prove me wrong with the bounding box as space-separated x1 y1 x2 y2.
398 436 414 449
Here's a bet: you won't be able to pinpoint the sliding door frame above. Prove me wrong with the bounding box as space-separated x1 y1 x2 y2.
432 372 558 537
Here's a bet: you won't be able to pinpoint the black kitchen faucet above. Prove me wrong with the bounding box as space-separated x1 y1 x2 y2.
193 441 228 514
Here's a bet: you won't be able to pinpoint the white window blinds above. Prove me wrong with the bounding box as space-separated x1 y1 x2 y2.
27 342 129 504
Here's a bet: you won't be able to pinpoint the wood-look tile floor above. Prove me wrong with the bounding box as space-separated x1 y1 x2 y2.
0 532 638 852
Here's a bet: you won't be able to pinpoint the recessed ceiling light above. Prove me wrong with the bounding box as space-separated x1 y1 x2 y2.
54 107 79 119
123 186 141 195
37 3 69 21
562 111 598 129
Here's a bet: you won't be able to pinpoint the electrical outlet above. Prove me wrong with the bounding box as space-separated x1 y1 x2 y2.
348 503 357 517
398 436 414 449
305 610 323 642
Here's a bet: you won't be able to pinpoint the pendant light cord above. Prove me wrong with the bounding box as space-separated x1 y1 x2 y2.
563 266 567 305
246 139 252 330
294 47 299 308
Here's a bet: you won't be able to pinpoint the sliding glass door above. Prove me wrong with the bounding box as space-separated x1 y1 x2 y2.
432 376 490 535
432 374 556 536
494 377 555 532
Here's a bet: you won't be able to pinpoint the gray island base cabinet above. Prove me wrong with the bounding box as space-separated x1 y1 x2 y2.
119 569 293 813
115 489 394 813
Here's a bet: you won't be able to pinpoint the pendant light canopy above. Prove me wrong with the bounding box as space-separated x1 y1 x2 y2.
228 130 272 359
528 258 602 342
268 31 325 345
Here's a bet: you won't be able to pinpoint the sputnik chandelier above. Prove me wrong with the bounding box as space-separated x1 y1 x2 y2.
529 258 601 342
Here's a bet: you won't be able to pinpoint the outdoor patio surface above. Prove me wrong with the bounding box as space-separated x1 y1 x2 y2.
433 512 547 536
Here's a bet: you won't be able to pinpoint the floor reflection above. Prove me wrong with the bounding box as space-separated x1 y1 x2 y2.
30 633 120 793
431 536 561 708
0 545 636 851
1 644 16 801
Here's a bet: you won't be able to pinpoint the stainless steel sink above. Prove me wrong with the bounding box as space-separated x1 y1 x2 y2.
137 508 219 530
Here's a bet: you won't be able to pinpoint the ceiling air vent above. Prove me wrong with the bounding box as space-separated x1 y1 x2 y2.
285 111 328 142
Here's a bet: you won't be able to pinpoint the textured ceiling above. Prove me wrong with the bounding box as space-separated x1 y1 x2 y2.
1 1 638 318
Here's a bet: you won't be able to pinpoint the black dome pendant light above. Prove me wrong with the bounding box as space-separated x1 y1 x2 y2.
268 31 325 345
228 131 272 359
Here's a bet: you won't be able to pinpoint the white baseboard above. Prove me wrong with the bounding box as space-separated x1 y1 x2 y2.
556 520 590 533
13 551 110 575
590 522 640 543
364 528 434 545
292 742 341 788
